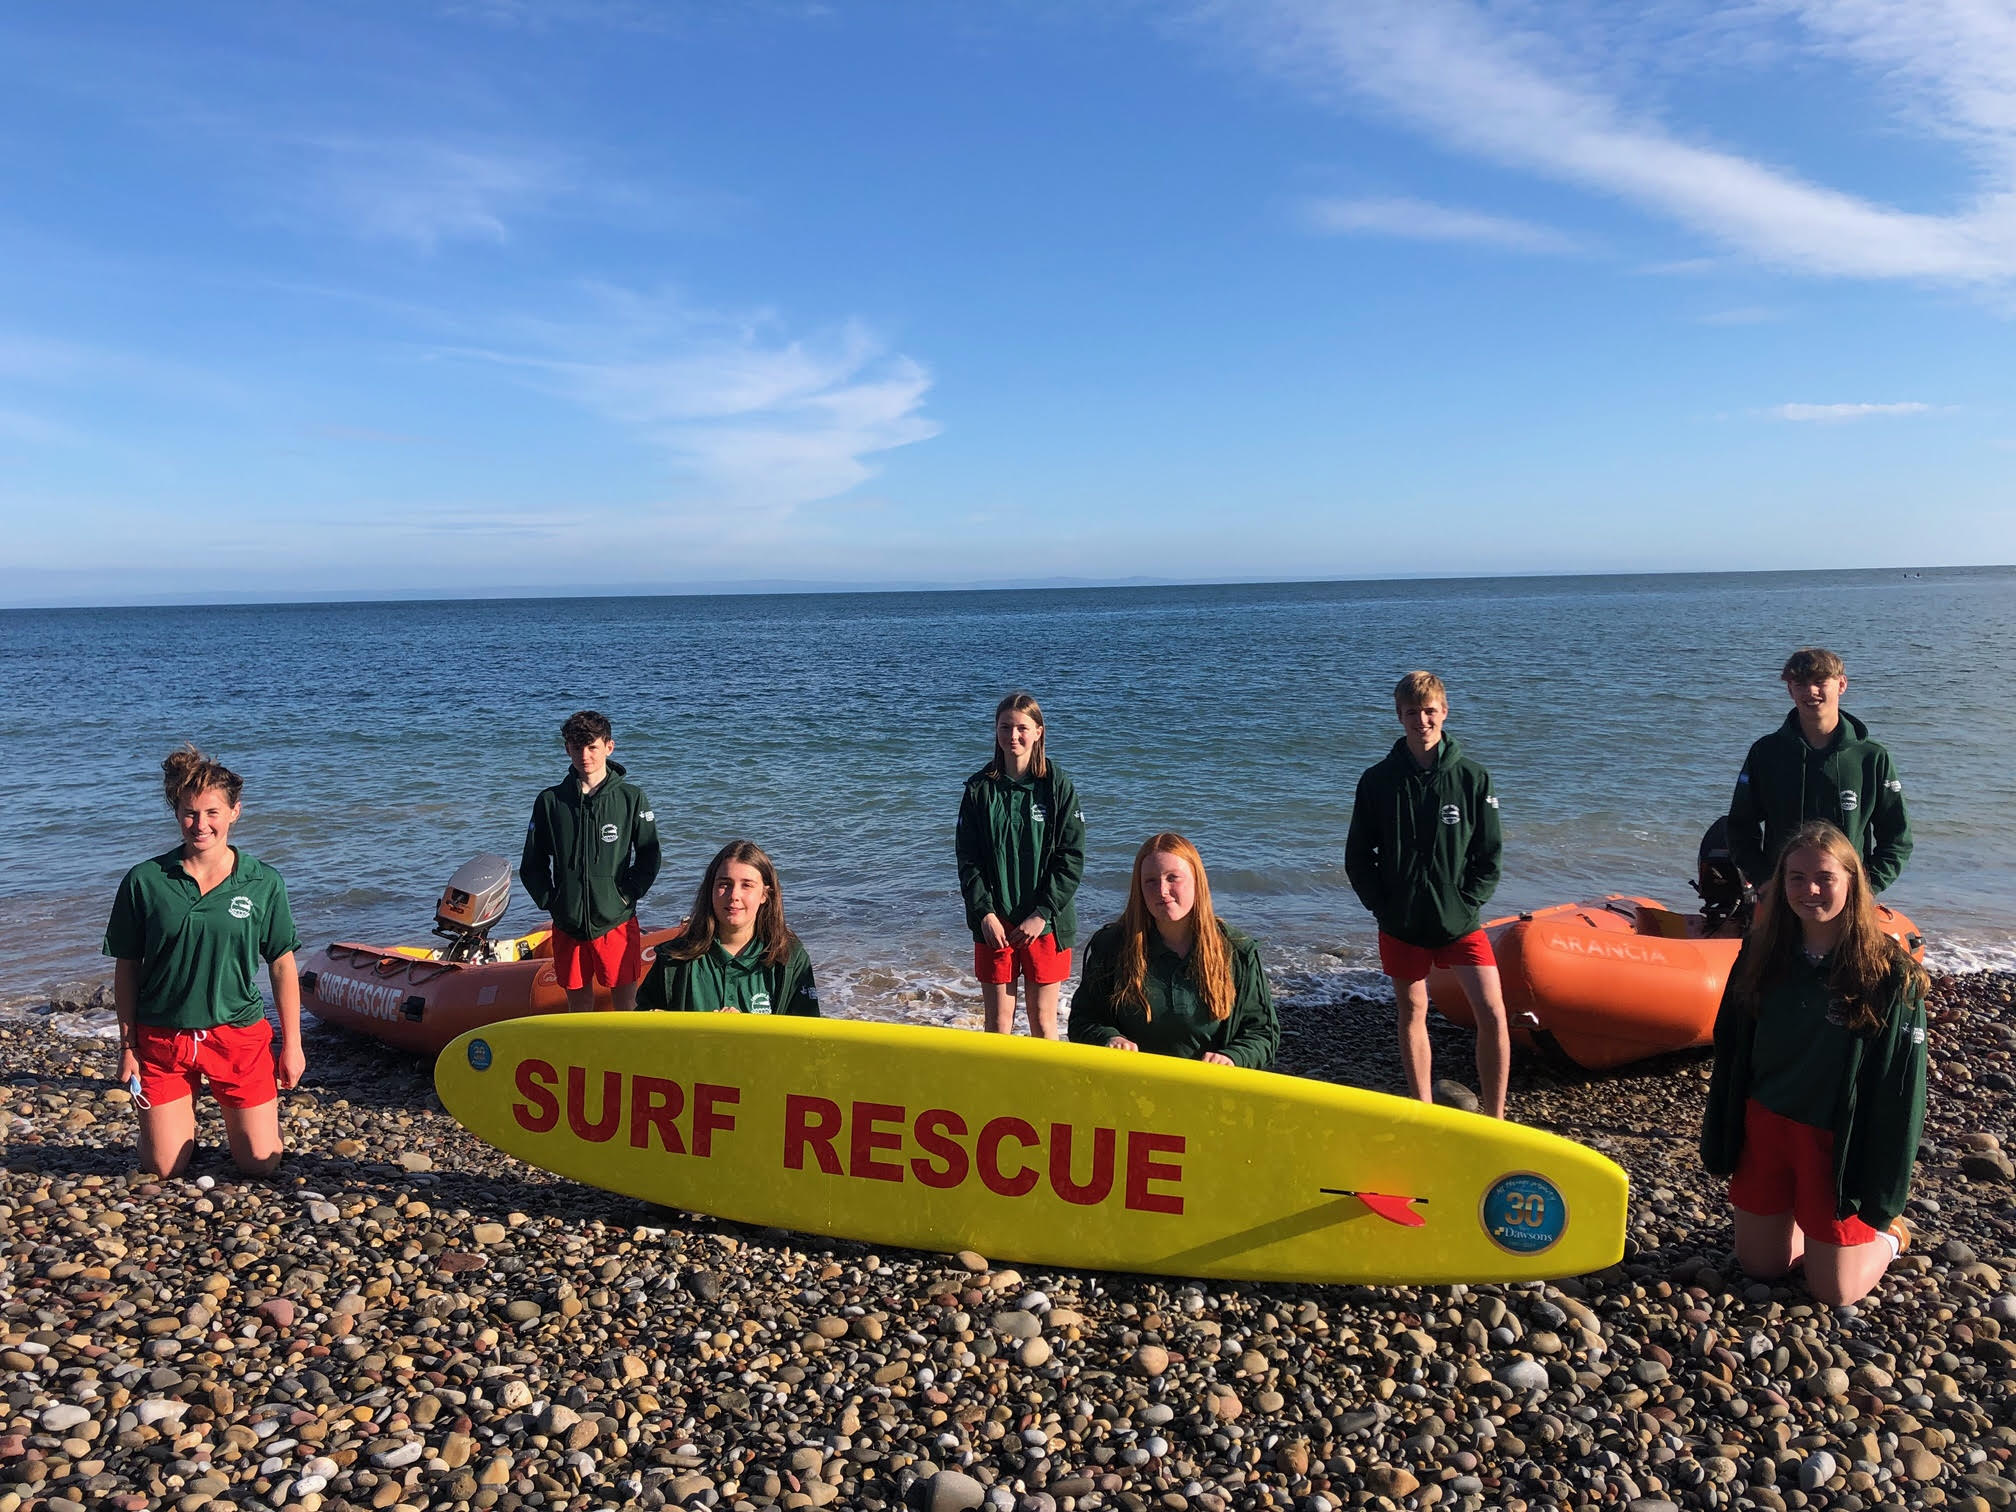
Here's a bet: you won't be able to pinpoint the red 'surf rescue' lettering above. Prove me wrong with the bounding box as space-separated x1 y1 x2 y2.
512 1060 739 1156
781 1095 1182 1213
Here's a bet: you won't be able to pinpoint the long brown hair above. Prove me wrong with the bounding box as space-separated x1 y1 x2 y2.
162 743 242 809
985 691 1049 780
1732 820 1925 1034
665 840 796 966
1110 833 1236 1022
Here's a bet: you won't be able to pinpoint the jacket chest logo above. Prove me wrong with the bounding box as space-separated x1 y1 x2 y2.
1839 790 1859 813
750 990 773 1014
1439 804 1462 826
599 823 620 844
227 895 255 920
1030 804 1047 825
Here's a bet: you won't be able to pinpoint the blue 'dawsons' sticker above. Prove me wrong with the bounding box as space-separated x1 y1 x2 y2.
1481 1172 1567 1254
467 1038 493 1072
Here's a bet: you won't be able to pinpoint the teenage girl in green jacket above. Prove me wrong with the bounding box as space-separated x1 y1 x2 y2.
955 692 1086 1039
639 840 819 1016
1701 820 1928 1307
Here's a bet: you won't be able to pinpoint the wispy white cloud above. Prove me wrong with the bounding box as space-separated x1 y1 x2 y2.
1302 194 1580 252
454 291 940 508
298 137 567 250
1766 401 1933 421
1217 0 2016 283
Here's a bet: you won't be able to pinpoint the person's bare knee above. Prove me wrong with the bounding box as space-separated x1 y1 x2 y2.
234 1148 283 1177
1393 986 1430 1025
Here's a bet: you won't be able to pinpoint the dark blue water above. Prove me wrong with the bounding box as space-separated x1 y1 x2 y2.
5 568 2012 1024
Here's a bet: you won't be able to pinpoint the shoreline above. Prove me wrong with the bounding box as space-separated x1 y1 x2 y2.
1 975 2011 1512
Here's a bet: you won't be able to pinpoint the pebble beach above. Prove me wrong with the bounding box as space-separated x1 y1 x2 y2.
2 975 2012 1512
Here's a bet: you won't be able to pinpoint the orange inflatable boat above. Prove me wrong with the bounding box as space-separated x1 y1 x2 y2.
301 925 683 1055
1426 896 1925 1071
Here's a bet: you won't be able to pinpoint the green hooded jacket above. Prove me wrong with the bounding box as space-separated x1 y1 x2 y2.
519 760 662 940
954 761 1086 948
1700 949 1927 1232
1728 710 1912 893
639 934 818 1016
1067 921 1279 1069
1344 735 1503 949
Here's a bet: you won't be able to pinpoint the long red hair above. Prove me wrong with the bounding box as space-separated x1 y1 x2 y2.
1111 833 1235 1022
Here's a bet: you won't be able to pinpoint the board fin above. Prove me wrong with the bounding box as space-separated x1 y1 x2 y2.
1354 1192 1427 1227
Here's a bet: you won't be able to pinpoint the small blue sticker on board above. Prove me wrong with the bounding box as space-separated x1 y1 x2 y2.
468 1038 493 1072
1482 1172 1567 1254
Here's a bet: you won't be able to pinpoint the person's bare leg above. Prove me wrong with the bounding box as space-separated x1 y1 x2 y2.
564 985 597 1013
1027 981 1061 1040
138 1095 198 1178
1803 1233 1898 1307
609 980 638 1012
1734 1208 1803 1279
1394 978 1433 1103
1452 962 1511 1118
222 1099 284 1176
982 982 1017 1034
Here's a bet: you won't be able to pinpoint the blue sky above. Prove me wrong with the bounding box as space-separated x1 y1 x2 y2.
3 1 2014 605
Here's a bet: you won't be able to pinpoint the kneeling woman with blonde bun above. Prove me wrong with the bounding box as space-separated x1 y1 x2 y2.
639 841 819 1016
105 745 305 1178
1701 820 1928 1307
1067 833 1279 1069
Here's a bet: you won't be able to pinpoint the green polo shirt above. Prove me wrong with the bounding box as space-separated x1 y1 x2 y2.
103 847 302 1029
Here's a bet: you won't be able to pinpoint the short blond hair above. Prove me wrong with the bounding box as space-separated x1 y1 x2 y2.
1781 647 1845 684
1394 670 1447 710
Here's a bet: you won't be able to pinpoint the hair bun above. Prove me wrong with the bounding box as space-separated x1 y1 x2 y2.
162 743 244 810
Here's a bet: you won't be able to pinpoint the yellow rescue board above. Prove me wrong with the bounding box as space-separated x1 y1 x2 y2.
434 1014 1628 1285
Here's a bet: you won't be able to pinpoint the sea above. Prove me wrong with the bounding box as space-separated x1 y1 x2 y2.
4 567 2013 1035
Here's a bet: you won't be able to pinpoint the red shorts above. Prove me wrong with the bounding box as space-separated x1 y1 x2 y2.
974 930 1072 986
1378 928 1496 983
552 920 644 989
133 1020 278 1109
1729 1098 1878 1247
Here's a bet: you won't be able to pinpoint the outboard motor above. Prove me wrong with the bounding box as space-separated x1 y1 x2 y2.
432 854 514 963
1691 817 1749 933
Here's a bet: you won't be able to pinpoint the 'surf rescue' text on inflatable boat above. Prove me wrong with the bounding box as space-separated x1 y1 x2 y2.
300 854 679 1055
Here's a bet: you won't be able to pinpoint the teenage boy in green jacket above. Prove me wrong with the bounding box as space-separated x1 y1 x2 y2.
1345 671 1509 1118
1728 647 1913 894
520 710 662 1011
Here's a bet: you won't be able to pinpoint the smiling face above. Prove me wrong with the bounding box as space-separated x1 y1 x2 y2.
711 859 770 938
1786 672 1847 732
1781 843 1852 932
1138 849 1197 930
567 735 614 785
995 709 1043 775
1397 698 1447 758
177 786 241 863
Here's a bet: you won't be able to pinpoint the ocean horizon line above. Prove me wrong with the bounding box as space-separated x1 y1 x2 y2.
4 561 2006 614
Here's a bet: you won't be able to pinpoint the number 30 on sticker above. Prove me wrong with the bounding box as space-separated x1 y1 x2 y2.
1481 1172 1567 1254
